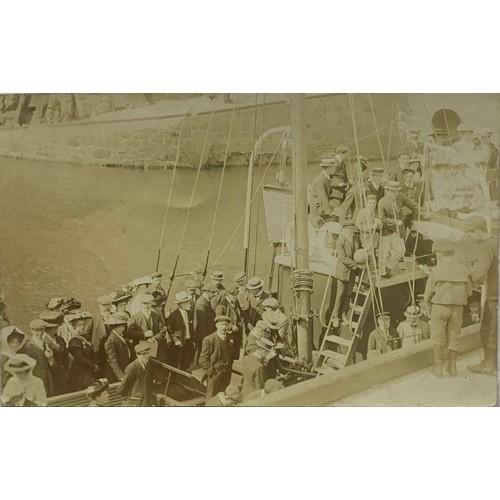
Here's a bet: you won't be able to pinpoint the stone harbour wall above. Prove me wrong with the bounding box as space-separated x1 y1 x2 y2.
0 94 407 168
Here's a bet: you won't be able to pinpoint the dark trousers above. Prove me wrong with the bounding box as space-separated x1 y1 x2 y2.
480 300 498 351
332 271 357 319
205 369 231 400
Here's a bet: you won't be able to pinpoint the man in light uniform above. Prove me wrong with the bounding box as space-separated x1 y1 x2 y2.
462 215 498 376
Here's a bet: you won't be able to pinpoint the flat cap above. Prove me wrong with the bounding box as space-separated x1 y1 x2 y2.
202 283 219 293
29 318 52 330
233 271 246 282
135 341 152 354
385 180 401 191
462 215 487 232
215 315 231 324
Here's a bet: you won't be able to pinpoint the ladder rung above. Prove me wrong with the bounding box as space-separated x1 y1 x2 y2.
350 304 364 315
319 350 347 364
325 335 352 347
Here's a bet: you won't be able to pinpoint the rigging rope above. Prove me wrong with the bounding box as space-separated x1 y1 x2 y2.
253 93 266 276
164 103 215 302
202 106 236 278
209 130 288 273
154 118 186 272
368 93 387 171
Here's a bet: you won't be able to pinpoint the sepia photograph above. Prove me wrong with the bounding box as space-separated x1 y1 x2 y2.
0 92 498 407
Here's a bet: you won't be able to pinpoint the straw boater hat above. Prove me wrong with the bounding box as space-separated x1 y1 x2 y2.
247 277 264 290
174 291 191 304
5 354 36 373
86 378 109 398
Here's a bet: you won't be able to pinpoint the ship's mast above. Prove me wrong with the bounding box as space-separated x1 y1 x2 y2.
291 94 313 362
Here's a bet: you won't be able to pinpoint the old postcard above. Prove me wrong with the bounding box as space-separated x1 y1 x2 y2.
0 93 498 407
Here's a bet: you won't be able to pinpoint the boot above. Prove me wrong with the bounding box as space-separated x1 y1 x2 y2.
449 350 458 377
442 347 451 376
467 348 496 376
430 346 444 378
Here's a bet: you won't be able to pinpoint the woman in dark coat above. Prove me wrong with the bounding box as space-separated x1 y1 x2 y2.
67 310 99 392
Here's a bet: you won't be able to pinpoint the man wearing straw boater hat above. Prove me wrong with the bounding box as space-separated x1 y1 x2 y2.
1 353 48 406
377 180 421 278
103 313 134 382
199 314 234 400
166 291 196 370
86 378 110 407
244 276 270 329
117 341 154 406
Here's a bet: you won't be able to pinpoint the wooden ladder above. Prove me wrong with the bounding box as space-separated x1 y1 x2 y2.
316 269 372 372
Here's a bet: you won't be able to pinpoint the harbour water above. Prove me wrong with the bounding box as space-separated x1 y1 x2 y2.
0 157 284 328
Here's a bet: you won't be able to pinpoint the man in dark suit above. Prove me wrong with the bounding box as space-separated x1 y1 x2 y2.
331 221 364 328
193 283 218 366
117 341 154 406
127 293 169 363
243 277 270 329
199 315 234 400
20 318 54 396
88 295 113 353
127 293 166 340
166 291 196 370
104 313 134 382
216 284 245 360
310 156 339 225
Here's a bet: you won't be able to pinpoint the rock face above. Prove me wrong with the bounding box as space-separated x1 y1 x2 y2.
5 93 477 168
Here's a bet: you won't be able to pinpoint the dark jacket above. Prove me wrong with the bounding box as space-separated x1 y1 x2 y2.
199 332 233 378
67 335 98 392
335 232 361 281
104 332 134 382
194 295 216 343
117 359 153 406
310 171 334 216
127 310 166 340
244 291 271 327
378 193 420 237
20 341 54 396
166 308 195 345
241 354 268 398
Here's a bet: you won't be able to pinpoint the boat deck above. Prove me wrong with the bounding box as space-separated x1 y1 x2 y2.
328 349 497 407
